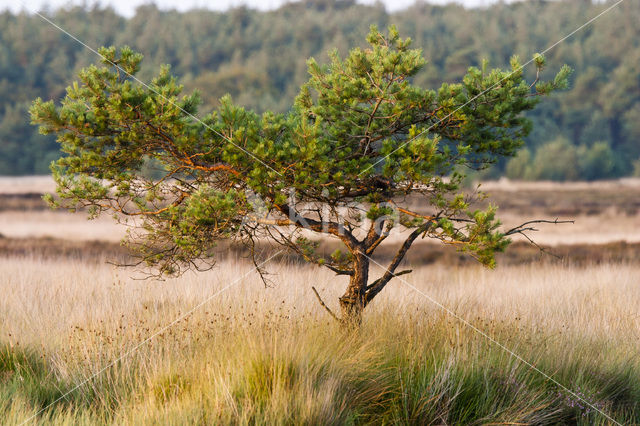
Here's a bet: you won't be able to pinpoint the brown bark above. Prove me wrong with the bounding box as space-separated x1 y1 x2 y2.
338 222 430 326
339 249 369 326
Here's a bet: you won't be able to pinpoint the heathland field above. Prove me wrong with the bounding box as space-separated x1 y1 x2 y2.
1 177 639 424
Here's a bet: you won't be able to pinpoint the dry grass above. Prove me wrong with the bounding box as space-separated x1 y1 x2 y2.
3 256 637 353
1 255 638 424
1 176 639 423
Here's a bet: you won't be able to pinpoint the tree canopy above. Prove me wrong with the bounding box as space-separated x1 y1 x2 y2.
31 26 570 323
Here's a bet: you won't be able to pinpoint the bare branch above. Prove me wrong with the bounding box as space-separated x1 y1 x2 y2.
269 225 354 276
312 286 340 322
504 218 574 259
324 264 354 276
504 218 574 236
364 222 432 305
365 269 412 291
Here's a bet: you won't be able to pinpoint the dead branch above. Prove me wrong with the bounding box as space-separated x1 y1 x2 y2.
504 218 574 259
504 218 574 236
312 286 340 322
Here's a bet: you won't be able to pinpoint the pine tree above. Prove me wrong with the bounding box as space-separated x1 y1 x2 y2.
31 26 571 324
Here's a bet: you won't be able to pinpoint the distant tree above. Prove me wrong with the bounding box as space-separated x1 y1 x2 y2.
505 148 532 180
577 141 617 181
30 27 571 324
633 158 640 178
529 137 579 181
0 103 58 175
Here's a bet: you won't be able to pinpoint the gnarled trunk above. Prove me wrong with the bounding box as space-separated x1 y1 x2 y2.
339 251 369 326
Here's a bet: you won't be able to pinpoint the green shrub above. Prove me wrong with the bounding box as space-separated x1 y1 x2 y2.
528 138 579 181
577 141 617 181
505 148 532 180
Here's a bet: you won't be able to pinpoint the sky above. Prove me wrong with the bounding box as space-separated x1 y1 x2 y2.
2 0 500 18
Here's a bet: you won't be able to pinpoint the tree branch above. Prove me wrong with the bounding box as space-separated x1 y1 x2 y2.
363 218 386 248
365 227 390 255
312 286 340 322
364 222 432 305
504 218 574 259
394 205 436 222
275 203 360 249
504 218 574 236
324 264 354 276
365 269 412 291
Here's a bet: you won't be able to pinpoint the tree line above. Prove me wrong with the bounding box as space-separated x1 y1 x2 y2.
2 0 639 179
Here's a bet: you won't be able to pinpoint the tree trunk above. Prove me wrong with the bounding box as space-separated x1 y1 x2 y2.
339 251 369 327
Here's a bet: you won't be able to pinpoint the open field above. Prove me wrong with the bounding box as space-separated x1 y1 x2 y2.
0 211 128 242
2 177 640 245
0 177 639 424
2 235 640 270
1 256 639 424
1 176 639 269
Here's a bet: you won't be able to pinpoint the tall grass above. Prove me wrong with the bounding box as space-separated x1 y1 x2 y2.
0 256 638 424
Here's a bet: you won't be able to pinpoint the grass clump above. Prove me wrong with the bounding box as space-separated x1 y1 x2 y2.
0 344 72 412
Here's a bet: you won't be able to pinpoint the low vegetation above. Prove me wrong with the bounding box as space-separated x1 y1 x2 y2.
1 255 638 424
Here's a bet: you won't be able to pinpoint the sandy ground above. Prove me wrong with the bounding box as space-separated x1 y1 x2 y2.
0 210 128 242
477 177 640 191
6 210 635 246
0 175 57 194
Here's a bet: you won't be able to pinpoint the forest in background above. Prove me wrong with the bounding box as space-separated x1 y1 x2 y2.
1 0 638 180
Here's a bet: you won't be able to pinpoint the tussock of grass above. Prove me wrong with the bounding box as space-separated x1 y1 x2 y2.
0 344 69 410
0 258 638 424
